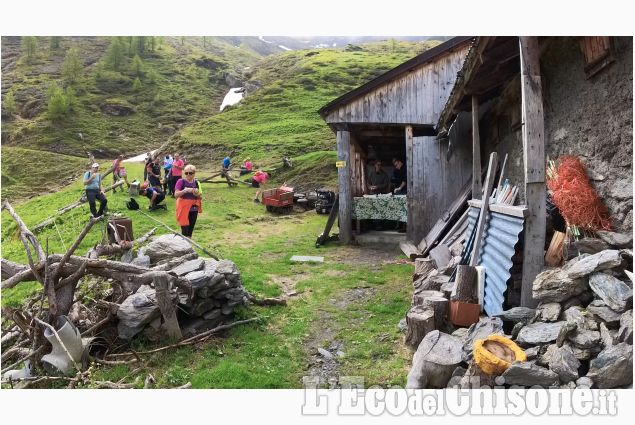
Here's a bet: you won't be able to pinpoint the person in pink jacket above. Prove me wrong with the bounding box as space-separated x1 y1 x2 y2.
251 171 271 203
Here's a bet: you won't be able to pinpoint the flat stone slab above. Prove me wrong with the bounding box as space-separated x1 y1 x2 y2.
517 321 564 345
290 256 324 262
171 258 205 276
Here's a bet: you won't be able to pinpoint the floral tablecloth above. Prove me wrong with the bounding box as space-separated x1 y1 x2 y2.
351 196 407 222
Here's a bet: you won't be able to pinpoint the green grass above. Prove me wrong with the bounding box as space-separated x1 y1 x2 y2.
1 146 89 203
1 160 415 388
173 46 431 167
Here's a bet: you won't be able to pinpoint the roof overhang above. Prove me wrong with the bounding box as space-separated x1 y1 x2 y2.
317 36 475 119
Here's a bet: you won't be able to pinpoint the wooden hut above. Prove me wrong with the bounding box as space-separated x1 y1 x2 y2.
318 36 474 245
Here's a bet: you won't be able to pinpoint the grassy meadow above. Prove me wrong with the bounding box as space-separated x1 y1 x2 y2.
1 161 414 388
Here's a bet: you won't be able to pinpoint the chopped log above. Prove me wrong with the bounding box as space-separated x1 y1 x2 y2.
152 252 199 271
153 274 182 340
414 258 435 279
545 231 566 267
452 265 476 302
405 306 436 350
423 296 449 329
414 272 449 292
400 242 422 260
429 243 452 269
245 293 287 306
441 281 455 299
412 290 445 307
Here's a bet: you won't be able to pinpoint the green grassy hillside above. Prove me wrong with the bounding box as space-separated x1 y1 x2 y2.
1 147 89 203
1 36 263 158
172 41 440 167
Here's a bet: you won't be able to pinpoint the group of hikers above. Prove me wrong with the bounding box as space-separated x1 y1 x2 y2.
83 152 270 239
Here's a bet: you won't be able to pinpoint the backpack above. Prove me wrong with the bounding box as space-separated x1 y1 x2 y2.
126 198 140 210
179 178 203 195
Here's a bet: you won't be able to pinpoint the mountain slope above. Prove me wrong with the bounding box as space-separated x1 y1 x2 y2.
171 41 440 168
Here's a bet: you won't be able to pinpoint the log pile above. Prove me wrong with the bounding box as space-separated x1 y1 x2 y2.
1 200 284 388
404 226 634 390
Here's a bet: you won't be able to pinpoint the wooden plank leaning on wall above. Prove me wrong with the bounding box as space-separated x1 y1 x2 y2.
519 36 546 308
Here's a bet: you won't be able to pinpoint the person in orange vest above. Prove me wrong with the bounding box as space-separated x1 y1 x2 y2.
251 170 271 203
174 164 203 237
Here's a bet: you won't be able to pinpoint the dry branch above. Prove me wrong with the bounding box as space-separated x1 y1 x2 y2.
246 293 287 306
0 346 45 374
33 180 125 232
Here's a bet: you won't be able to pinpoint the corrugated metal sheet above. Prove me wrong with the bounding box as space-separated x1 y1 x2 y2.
466 206 524 317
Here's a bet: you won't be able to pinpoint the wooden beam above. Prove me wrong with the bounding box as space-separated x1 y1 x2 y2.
464 60 520 95
337 130 352 245
405 125 414 242
469 152 498 267
519 36 546 309
154 274 182 340
472 95 482 200
467 199 529 218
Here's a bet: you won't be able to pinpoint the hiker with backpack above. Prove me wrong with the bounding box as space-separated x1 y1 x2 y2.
147 157 163 190
139 186 167 211
112 155 131 193
251 170 271 203
174 164 203 237
83 163 108 218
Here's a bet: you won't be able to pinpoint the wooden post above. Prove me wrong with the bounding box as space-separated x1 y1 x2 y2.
469 152 498 266
405 125 414 242
519 36 546 309
337 130 352 245
407 130 427 244
472 95 482 200
153 274 182 340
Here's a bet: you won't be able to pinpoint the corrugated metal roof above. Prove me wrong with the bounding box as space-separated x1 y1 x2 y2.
466 206 524 317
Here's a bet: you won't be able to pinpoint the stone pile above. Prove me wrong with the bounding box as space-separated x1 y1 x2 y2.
117 234 249 340
405 231 633 390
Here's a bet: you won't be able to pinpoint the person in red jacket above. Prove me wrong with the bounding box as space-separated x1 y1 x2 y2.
174 164 203 237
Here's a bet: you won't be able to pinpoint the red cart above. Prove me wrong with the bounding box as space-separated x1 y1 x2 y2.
262 185 295 214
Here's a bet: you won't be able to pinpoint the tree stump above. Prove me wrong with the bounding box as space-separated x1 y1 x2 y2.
405 306 435 350
414 258 435 281
452 265 476 302
423 296 449 329
441 281 455 299
412 290 444 307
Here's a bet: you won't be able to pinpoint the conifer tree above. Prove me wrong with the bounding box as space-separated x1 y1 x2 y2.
61 47 83 83
93 61 105 78
149 36 156 52
46 82 68 121
147 68 158 84
105 37 126 70
21 36 39 60
65 86 78 110
156 36 165 50
180 36 186 45
3 91 16 115
49 36 62 50
132 54 144 76
132 77 142 92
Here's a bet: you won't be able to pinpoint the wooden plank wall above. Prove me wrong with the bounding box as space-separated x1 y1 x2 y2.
416 135 473 236
325 44 470 125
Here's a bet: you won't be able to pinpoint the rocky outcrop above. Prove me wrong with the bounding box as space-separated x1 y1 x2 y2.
587 343 634 388
588 272 633 312
517 322 564 346
143 234 195 262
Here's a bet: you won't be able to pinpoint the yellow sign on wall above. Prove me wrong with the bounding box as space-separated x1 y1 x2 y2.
336 161 347 168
